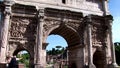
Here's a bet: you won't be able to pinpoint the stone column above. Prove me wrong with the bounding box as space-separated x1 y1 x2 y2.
86 15 96 68
0 0 12 63
35 9 44 68
105 15 119 68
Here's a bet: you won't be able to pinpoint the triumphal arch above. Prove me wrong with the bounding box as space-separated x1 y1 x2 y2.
0 0 119 68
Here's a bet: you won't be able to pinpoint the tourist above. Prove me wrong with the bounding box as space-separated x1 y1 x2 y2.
8 56 18 68
6 55 12 68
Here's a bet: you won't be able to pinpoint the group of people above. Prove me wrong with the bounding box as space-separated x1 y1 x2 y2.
6 55 18 68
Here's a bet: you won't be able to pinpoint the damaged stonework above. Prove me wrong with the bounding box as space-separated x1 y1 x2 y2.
0 0 118 68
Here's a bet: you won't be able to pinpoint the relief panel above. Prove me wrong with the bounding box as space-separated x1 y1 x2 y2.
43 19 61 36
92 19 106 46
9 17 37 42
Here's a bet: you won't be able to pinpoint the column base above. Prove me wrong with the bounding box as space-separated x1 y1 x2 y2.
88 64 96 68
0 63 6 68
34 64 45 68
108 63 119 68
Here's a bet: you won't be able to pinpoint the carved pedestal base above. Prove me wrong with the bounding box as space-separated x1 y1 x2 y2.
108 63 119 68
88 64 96 68
0 63 6 68
34 64 45 68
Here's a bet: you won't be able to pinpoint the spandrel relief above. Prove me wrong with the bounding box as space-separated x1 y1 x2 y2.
10 17 37 40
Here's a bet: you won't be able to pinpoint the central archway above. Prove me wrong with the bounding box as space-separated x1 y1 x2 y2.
46 35 68 68
46 25 81 46
44 24 84 68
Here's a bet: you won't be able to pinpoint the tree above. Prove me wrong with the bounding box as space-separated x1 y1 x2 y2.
52 48 56 55
56 46 62 49
17 53 30 68
114 42 120 65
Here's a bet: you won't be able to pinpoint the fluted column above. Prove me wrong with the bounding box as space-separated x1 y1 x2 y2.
105 15 119 68
35 9 44 68
86 15 96 68
0 0 12 63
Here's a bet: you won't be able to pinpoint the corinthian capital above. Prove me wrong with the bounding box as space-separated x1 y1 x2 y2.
4 0 14 15
105 15 113 27
37 8 44 20
4 6 11 15
85 14 92 25
4 0 15 6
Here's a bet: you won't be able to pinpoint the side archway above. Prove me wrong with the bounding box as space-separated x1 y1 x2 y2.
12 44 34 68
93 49 107 68
13 49 33 68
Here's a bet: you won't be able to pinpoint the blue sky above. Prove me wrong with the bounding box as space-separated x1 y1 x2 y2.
46 35 67 50
109 0 120 42
46 0 120 50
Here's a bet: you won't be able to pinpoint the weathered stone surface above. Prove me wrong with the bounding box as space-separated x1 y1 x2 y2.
0 0 118 68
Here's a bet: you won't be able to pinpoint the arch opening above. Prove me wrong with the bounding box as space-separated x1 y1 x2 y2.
46 25 81 47
45 25 82 68
46 35 68 68
93 50 106 68
13 50 31 68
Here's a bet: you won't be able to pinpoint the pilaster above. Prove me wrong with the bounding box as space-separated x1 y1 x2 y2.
105 15 119 68
86 15 96 68
35 8 45 68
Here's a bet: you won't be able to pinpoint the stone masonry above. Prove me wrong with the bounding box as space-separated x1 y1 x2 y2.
0 0 119 68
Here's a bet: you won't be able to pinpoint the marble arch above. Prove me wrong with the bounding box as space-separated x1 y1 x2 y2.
0 0 119 68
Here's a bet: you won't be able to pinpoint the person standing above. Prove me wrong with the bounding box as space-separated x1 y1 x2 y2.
8 56 18 68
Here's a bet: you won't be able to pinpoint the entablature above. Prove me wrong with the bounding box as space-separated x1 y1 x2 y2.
13 0 105 16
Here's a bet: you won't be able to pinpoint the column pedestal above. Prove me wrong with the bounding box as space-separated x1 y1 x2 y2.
35 64 44 68
0 63 6 68
109 63 119 68
88 64 96 68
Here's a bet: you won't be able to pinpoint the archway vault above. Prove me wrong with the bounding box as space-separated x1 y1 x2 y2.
13 48 31 57
44 24 81 47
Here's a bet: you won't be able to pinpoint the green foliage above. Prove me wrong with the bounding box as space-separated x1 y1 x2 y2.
114 42 120 65
47 47 65 55
56 46 62 49
17 53 30 68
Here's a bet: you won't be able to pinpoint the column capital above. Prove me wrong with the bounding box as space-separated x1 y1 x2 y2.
42 42 49 49
104 15 113 21
85 14 92 25
3 0 14 15
104 15 113 28
4 6 11 15
37 8 45 21
4 0 14 6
